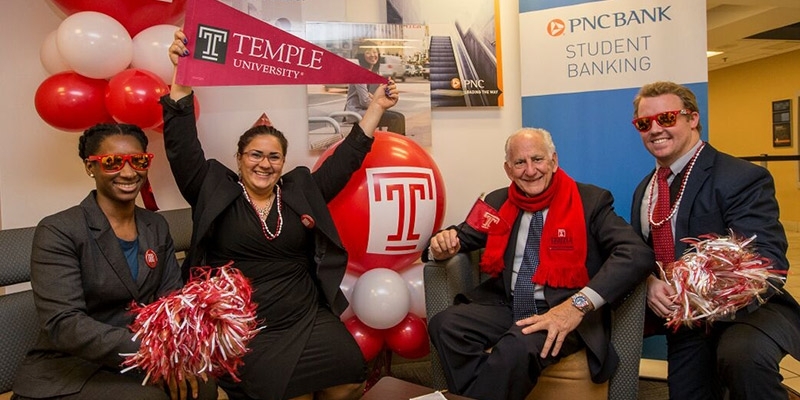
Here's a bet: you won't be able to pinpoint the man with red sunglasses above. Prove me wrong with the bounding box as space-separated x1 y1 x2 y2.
630 81 800 400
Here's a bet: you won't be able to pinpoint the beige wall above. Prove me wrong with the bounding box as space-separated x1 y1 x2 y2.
4 2 797 231
0 1 521 229
709 50 800 230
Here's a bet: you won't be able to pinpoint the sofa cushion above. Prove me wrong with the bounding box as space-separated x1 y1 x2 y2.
527 349 608 400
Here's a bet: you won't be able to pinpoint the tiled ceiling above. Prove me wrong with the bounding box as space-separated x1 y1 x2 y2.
707 0 800 71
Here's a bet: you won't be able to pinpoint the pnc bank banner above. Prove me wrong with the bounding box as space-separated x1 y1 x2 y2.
177 0 386 86
520 0 706 96
517 0 707 220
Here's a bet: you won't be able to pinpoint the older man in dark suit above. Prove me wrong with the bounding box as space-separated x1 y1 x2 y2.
426 128 653 400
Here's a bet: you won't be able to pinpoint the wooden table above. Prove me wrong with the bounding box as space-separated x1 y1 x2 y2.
361 376 474 400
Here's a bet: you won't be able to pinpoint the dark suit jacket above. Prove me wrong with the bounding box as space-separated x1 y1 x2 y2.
13 193 182 398
160 93 373 316
453 183 654 382
631 143 800 358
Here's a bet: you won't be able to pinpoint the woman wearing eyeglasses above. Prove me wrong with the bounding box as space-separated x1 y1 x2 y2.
12 124 218 400
160 30 398 400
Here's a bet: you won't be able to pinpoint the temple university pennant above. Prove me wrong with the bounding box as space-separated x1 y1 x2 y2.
465 195 506 234
177 0 387 86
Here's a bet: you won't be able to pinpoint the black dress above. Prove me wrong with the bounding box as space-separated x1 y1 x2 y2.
161 92 374 400
207 196 366 399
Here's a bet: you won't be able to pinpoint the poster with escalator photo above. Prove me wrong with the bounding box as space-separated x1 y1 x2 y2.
387 0 503 107
304 22 432 150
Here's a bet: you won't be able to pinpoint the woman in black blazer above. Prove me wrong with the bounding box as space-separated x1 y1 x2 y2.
163 30 399 400
12 124 217 400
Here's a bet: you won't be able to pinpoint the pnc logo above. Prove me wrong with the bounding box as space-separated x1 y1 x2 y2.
547 19 566 37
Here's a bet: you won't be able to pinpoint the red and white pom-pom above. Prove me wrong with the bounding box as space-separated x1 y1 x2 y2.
660 231 786 331
121 262 261 384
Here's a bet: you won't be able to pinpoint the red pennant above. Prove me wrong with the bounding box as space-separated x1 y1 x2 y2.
178 0 387 87
140 178 159 211
465 196 505 234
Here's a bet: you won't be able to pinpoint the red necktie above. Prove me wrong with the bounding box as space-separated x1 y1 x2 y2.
140 178 159 211
651 167 673 264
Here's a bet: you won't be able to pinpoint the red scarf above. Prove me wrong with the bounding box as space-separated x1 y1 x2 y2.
479 169 588 288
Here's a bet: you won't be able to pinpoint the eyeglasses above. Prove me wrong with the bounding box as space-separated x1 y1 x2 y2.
632 109 691 132
86 153 154 173
241 150 284 165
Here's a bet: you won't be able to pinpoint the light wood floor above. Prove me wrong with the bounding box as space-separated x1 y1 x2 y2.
778 228 800 394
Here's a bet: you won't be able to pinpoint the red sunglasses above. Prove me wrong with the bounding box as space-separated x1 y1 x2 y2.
632 109 691 132
86 153 154 173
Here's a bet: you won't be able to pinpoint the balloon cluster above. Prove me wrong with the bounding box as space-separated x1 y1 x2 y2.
35 1 195 132
317 132 446 361
340 264 430 360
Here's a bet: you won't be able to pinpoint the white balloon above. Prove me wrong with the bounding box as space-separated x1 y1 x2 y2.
40 30 70 75
338 271 359 321
132 24 180 85
351 268 411 329
57 11 132 79
399 260 426 318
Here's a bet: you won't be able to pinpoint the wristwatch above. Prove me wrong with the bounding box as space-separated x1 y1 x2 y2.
571 292 594 314
427 246 437 262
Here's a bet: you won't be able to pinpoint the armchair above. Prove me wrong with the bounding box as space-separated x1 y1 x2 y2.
0 227 38 399
424 252 646 400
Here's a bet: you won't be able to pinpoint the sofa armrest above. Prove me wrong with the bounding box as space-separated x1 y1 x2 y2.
423 252 481 390
423 253 480 319
0 290 37 394
608 281 647 400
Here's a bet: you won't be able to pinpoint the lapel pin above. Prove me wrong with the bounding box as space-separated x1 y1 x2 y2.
301 214 315 229
145 249 158 269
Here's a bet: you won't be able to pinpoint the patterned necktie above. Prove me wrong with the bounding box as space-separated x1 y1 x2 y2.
651 167 674 264
514 211 543 321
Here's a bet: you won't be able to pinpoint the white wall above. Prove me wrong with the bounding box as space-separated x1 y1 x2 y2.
0 0 520 229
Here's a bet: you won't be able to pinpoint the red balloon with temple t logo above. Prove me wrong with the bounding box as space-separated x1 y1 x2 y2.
314 132 446 274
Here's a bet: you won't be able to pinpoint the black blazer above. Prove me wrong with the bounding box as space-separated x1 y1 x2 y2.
13 193 182 398
631 143 800 358
453 183 654 382
160 93 374 316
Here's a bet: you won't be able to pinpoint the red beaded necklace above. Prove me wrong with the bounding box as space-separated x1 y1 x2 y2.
648 142 705 228
238 181 283 240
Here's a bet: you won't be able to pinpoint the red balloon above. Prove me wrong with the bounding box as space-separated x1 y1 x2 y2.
384 313 430 359
106 69 170 130
49 0 188 37
343 316 385 362
315 132 446 274
34 72 112 132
